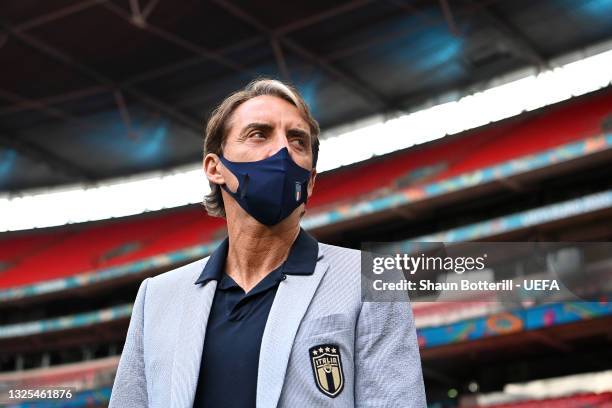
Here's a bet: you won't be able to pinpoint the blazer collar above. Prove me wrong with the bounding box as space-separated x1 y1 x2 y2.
170 277 217 408
256 245 328 408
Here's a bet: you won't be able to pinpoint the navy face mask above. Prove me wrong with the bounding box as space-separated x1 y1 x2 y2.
219 147 312 226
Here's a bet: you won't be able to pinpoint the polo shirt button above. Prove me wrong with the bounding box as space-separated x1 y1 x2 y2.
281 274 287 281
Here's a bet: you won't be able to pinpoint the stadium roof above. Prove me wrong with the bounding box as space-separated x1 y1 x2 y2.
1 0 612 193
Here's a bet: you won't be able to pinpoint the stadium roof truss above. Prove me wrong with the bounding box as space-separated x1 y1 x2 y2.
1 0 612 193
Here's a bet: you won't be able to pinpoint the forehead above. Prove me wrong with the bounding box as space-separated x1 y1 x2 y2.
227 95 309 131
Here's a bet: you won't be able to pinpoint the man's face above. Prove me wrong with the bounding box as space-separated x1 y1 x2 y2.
204 94 317 221
223 95 314 169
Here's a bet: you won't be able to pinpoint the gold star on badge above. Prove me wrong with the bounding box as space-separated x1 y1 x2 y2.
325 347 330 352
331 348 337 353
313 350 318 355
318 347 324 353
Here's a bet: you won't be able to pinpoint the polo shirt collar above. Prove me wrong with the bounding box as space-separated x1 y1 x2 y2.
194 228 319 285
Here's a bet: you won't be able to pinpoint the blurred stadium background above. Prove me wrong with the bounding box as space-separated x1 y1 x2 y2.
1 0 612 407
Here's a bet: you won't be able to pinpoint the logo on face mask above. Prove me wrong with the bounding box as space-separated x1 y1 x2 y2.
219 148 311 226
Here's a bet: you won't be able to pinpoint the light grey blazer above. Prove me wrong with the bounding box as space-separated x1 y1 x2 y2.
109 242 426 407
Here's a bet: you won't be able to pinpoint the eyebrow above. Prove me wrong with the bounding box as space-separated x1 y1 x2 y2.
238 122 311 141
287 127 310 140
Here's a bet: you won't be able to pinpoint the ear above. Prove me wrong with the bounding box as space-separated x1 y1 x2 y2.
203 153 225 186
204 153 240 192
306 169 317 198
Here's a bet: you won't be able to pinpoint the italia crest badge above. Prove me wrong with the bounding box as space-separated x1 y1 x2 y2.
309 344 344 398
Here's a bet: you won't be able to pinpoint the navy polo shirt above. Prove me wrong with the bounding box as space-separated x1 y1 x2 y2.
192 229 318 408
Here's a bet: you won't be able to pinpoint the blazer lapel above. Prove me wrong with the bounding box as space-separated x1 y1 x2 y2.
256 257 330 408
170 279 217 408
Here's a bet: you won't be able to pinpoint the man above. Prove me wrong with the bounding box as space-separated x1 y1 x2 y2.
110 79 426 407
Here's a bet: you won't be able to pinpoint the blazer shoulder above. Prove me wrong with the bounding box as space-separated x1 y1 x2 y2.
147 256 209 291
318 242 362 279
318 241 362 261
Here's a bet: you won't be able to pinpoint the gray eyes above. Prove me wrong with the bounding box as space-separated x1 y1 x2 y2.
246 131 307 149
249 131 265 139
291 138 306 147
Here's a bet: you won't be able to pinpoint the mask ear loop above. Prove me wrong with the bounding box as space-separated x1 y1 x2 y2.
302 180 308 204
221 172 248 199
240 174 249 199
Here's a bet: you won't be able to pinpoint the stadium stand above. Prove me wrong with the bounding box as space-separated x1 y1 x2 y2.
0 210 224 288
461 370 612 407
1 87 612 407
1 88 611 293
472 392 612 408
0 356 118 391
